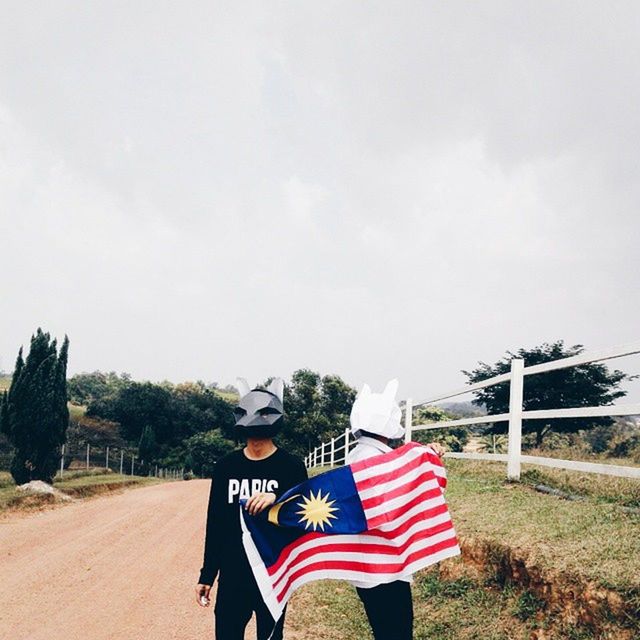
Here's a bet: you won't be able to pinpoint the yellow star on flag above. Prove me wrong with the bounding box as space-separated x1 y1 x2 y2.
296 489 339 531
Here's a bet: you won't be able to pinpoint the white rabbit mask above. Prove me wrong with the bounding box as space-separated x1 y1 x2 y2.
350 379 404 440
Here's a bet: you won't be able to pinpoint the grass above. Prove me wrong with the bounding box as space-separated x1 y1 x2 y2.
0 469 164 514
520 465 640 508
68 402 87 420
214 389 239 402
523 445 640 468
302 458 640 637
288 568 612 640
446 459 640 591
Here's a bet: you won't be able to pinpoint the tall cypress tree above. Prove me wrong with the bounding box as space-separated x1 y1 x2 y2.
0 329 70 484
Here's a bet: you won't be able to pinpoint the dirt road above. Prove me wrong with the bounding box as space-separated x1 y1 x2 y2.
0 480 295 640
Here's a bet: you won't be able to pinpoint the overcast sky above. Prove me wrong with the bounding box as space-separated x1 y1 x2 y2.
1 1 639 403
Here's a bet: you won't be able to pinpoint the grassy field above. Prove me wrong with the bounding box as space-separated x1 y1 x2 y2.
447 459 640 588
214 388 239 402
68 402 87 420
0 469 164 514
304 459 640 638
288 563 625 640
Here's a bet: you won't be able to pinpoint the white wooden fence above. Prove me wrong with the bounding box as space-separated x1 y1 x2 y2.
304 428 357 469
306 341 640 481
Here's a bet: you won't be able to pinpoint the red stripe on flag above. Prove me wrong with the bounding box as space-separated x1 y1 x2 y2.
359 469 439 511
354 450 446 492
350 442 425 475
266 501 451 578
362 503 450 540
365 487 444 529
275 535 460 603
270 520 455 590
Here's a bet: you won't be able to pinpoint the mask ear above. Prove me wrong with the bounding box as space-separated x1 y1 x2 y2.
267 378 284 403
383 379 399 400
357 383 372 400
236 377 251 399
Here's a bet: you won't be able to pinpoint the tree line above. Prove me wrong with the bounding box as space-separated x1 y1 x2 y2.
1 329 636 485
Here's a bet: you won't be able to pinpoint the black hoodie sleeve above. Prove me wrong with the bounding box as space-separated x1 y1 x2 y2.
197 465 225 585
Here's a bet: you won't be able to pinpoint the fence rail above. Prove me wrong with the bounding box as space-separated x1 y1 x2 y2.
306 341 640 480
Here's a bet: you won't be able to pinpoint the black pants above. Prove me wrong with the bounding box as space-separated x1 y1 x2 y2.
214 570 286 640
356 581 413 640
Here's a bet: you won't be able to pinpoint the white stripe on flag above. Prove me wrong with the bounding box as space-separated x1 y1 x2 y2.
363 480 444 520
239 505 285 622
276 540 462 605
357 464 440 502
352 445 425 483
272 527 457 591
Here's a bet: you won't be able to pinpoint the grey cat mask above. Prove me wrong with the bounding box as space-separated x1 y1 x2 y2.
234 378 285 439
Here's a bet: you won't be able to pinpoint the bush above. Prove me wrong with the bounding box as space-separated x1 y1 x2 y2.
184 430 236 477
611 434 640 461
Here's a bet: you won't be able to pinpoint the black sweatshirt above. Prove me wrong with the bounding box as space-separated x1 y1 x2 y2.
198 447 308 586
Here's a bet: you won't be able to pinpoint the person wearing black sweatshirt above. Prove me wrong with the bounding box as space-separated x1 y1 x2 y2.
195 378 307 640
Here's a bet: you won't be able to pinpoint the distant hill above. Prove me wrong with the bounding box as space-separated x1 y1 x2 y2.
213 389 238 402
439 400 486 418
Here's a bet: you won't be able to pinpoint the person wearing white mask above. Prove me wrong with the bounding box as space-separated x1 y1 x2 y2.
346 379 445 640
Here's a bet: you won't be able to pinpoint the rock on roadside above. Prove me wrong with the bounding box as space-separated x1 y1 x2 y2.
16 480 76 502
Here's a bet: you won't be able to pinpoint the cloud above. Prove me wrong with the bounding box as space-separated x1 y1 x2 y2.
0 2 638 401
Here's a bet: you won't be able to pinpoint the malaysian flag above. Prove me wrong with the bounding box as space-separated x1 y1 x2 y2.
241 442 461 621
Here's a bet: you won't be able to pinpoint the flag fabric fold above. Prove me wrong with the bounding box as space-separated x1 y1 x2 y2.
241 442 461 621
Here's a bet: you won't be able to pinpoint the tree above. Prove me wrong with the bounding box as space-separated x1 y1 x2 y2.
477 434 508 454
274 369 357 457
462 341 632 447
138 425 158 461
85 378 235 464
0 329 70 484
413 406 470 452
184 430 235 477
67 371 132 406
87 382 175 444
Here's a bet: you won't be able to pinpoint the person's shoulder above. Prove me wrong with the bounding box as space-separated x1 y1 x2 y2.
275 448 305 467
213 448 244 472
346 442 377 463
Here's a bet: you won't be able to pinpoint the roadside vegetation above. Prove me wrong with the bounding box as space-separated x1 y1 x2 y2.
305 459 640 638
0 468 164 515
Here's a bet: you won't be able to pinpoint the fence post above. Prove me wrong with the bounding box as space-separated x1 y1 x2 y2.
155 464 158 478
404 397 413 444
60 444 65 478
507 358 524 481
86 443 90 470
131 455 135 476
344 428 350 462
330 437 335 467
106 446 109 470
119 450 124 475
